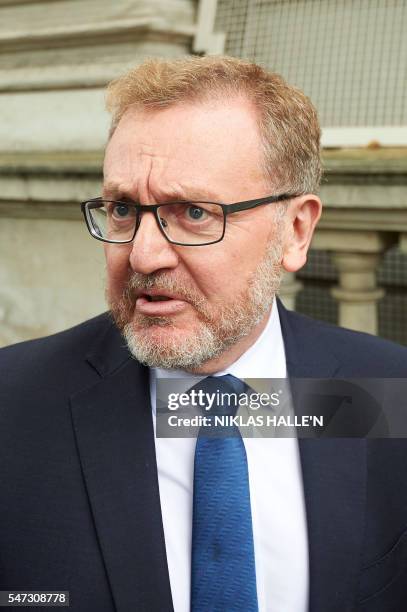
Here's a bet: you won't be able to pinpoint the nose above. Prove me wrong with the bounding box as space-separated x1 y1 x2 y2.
128 210 179 275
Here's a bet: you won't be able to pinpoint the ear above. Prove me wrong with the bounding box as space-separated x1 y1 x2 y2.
282 194 322 273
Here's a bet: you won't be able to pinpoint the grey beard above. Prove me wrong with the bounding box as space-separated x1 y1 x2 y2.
109 239 284 371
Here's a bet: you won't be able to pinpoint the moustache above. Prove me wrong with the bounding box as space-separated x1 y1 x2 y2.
122 272 207 311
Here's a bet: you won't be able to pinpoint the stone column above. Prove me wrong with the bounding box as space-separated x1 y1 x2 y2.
312 230 397 335
278 272 303 311
330 252 384 334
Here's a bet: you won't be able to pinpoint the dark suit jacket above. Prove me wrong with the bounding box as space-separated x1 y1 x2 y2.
1 301 407 612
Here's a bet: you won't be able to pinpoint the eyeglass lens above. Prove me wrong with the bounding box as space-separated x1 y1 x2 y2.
87 201 225 245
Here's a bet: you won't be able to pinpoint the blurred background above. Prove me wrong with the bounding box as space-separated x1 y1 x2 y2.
0 0 406 347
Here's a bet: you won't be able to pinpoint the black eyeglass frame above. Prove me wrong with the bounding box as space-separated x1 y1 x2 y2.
80 192 299 246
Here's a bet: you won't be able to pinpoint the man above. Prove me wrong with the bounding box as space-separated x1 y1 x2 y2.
1 56 407 612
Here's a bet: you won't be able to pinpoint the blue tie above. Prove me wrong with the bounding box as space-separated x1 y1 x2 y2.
191 375 259 612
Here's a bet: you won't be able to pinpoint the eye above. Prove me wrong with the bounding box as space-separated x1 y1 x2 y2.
113 204 130 218
186 205 207 221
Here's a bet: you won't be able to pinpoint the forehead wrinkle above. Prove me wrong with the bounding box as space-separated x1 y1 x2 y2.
103 156 150 201
148 180 224 203
104 152 223 203
139 151 224 203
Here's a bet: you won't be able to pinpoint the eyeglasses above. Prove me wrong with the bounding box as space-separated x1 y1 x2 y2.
80 192 299 246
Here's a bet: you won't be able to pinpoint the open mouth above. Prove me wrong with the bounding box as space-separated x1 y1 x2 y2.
145 295 173 302
135 293 187 315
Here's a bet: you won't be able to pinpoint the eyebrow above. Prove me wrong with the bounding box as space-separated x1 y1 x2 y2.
102 183 224 203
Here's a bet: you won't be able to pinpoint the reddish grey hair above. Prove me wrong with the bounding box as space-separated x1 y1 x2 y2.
106 55 322 194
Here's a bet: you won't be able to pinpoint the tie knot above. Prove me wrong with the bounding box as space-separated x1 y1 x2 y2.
191 374 246 417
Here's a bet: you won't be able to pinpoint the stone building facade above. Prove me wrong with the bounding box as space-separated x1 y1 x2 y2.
1 0 406 346
0 0 196 345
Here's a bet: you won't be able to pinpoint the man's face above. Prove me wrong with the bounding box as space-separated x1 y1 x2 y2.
103 97 287 372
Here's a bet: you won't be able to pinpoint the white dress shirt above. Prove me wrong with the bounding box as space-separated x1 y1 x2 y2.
150 301 309 612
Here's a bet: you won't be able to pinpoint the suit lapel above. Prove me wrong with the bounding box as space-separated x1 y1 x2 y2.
278 300 366 612
70 322 173 612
